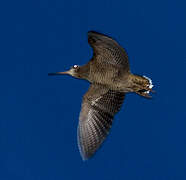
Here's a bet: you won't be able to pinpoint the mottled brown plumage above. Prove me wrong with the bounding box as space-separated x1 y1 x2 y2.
48 31 154 160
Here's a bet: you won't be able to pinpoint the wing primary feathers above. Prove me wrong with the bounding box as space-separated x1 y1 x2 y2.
88 31 129 70
77 84 125 160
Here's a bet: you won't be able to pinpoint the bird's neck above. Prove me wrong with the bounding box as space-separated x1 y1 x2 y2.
76 63 90 80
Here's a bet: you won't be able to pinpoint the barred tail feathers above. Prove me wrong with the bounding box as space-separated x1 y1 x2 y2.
130 74 154 98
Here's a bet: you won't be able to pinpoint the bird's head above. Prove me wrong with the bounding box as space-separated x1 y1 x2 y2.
48 65 81 78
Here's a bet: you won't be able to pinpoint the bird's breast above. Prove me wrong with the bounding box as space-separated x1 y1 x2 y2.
89 62 127 90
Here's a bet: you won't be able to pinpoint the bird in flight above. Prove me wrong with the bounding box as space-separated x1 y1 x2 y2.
48 31 154 160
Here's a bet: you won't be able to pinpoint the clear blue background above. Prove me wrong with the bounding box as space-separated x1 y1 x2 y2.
1 0 186 179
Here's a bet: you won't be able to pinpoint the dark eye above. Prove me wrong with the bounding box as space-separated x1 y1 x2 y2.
73 65 79 69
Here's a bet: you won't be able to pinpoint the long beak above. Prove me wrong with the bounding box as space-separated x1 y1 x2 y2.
48 71 69 76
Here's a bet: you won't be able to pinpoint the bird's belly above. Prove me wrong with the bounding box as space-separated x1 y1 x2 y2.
89 72 127 91
89 63 130 91
89 69 114 84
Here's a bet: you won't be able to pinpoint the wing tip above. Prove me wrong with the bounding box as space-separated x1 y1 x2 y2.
88 30 103 36
81 154 90 161
88 30 113 39
78 147 93 161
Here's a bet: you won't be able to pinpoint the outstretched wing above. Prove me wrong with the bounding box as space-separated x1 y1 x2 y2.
77 84 125 160
88 31 129 71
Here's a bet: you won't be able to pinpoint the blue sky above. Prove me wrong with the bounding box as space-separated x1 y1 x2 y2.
1 0 186 179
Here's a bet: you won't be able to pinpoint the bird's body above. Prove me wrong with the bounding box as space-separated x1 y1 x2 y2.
49 31 154 160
